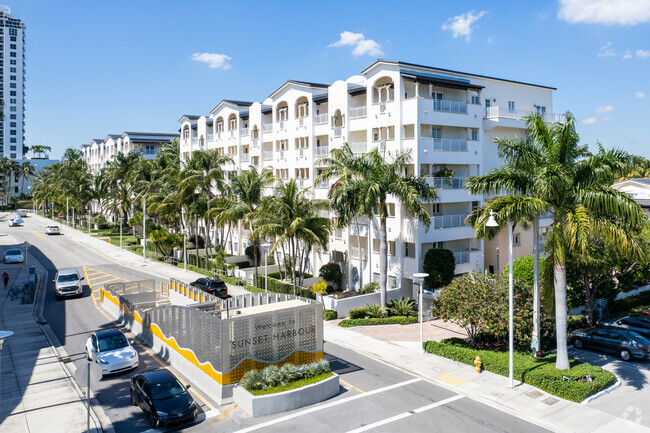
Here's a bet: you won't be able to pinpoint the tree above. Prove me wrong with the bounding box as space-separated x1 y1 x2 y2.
422 248 455 289
503 255 547 288
30 145 51 159
465 113 646 370
317 146 438 307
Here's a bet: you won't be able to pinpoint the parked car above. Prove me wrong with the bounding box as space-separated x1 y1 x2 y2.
130 368 198 429
53 268 84 298
4 248 24 264
570 327 650 361
189 277 228 298
599 316 650 339
45 225 61 235
86 329 139 375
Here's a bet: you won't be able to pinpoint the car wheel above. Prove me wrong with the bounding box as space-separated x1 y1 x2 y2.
150 413 157 429
130 390 137 406
620 349 632 361
573 338 583 349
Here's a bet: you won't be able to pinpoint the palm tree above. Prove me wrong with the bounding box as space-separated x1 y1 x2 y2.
19 161 35 195
465 113 646 370
30 145 52 159
318 147 438 307
0 157 19 207
256 179 331 295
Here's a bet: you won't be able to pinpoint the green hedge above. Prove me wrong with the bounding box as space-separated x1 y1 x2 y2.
244 285 266 293
338 316 419 327
247 372 334 396
567 314 589 332
608 289 650 318
232 260 251 269
423 340 616 402
323 309 338 320
256 275 316 299
349 307 367 319
220 275 247 286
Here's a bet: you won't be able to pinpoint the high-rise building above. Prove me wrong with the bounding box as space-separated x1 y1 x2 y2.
0 5 25 160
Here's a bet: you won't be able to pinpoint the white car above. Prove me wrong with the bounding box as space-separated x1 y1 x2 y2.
86 330 139 375
8 216 23 227
53 269 84 298
45 225 61 235
4 248 24 264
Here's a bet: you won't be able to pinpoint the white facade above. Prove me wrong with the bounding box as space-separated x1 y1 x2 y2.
0 6 25 160
82 131 177 172
179 60 557 294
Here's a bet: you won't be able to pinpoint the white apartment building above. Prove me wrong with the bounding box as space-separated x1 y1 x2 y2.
82 131 177 172
179 59 557 295
0 5 26 160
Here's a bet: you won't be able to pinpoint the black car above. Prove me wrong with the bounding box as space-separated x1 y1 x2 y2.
189 277 228 298
599 316 650 339
570 327 650 361
130 369 198 429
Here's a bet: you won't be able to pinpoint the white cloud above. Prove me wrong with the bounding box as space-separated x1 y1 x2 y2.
595 105 614 113
441 10 487 42
328 31 384 57
635 91 646 98
637 49 650 58
191 52 232 70
623 50 633 59
558 0 650 25
487 37 494 43
582 117 598 124
597 41 615 57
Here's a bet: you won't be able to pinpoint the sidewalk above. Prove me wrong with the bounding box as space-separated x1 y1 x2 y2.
0 231 101 433
323 320 650 433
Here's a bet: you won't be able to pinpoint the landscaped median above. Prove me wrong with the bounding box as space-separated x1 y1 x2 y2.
424 339 616 402
338 316 419 327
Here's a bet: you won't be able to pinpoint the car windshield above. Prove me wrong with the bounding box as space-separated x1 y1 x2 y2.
208 281 223 288
150 377 186 400
627 330 646 341
6 249 21 256
58 274 79 282
98 333 128 352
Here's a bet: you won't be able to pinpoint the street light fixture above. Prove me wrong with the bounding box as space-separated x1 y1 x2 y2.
131 192 146 263
413 272 429 354
485 209 514 388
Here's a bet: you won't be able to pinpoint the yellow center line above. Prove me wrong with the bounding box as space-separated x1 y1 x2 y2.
81 266 215 411
31 231 45 240
339 378 365 394
65 253 70 257
50 243 55 247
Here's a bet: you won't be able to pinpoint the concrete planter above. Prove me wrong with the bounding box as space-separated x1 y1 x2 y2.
234 373 339 417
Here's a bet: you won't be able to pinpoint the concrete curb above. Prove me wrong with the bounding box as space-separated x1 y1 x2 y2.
30 251 115 433
581 379 623 405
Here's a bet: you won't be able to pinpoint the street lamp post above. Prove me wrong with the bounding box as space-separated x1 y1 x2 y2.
261 243 272 292
72 207 75 229
131 192 146 263
496 246 500 273
181 208 188 271
413 272 429 353
486 209 514 388
120 217 123 251
66 197 69 226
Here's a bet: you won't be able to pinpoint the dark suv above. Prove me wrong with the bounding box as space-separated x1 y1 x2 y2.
599 316 650 339
130 369 198 429
570 327 650 361
189 277 228 298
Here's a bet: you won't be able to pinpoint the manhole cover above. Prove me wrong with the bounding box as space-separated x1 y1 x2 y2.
527 390 543 399
542 397 559 405
491 392 504 398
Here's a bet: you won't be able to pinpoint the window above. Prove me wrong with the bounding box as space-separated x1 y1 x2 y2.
405 242 415 258
471 129 478 141
10 138 15 143
9 83 15 88
508 101 515 112
10 75 15 80
9 29 16 36
13 186 18 193
9 98 15 103
10 130 15 135
373 239 395 255
10 52 15 57
10 67 15 73
10 122 15 127
10 60 16 65
432 203 441 214
535 105 546 117
9 145 15 151
10 106 15 111
10 114 15 119
432 128 441 139
432 92 443 100
10 91 15 96
10 44 15 49
471 95 480 104
513 233 520 246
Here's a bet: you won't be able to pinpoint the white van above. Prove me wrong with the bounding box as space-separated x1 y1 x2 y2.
17 209 27 217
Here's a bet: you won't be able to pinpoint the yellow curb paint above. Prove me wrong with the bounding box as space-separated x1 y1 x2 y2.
339 378 365 394
436 374 465 385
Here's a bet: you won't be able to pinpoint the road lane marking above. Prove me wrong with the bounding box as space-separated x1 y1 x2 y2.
65 253 70 257
232 378 422 433
345 395 464 433
436 374 465 385
89 276 122 285
339 378 365 393
31 231 45 240
81 266 215 411
50 243 55 247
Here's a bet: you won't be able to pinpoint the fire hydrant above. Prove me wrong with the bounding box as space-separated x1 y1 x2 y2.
108 238 112 244
474 356 482 373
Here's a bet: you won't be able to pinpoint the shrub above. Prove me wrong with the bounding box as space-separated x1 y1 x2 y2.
232 260 251 269
220 275 247 286
245 244 261 266
241 360 331 391
241 369 264 391
423 339 616 402
339 316 419 327
387 299 417 317
313 280 328 298
365 303 386 318
93 214 108 229
326 285 336 294
503 255 547 288
323 309 338 320
362 281 379 294
422 248 455 289
255 275 316 299
607 289 650 318
319 263 343 288
567 314 589 332
348 307 367 319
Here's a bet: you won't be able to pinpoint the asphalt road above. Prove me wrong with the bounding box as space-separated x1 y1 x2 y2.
9 215 552 433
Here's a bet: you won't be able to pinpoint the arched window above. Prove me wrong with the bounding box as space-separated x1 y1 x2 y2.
373 77 394 104
295 96 309 118
216 117 224 133
228 114 237 131
183 125 190 139
276 102 289 122
252 125 259 139
332 109 344 127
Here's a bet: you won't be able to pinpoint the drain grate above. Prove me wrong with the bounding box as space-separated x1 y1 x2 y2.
58 356 72 363
526 390 544 399
542 397 559 405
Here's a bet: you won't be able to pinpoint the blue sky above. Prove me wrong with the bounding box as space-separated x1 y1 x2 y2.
11 0 650 159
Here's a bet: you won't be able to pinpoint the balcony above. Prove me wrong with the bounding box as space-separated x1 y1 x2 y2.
426 177 466 189
432 214 469 229
350 106 367 119
277 121 286 131
262 151 273 161
454 251 470 264
433 99 468 114
314 145 329 157
262 124 273 133
432 138 468 152
315 180 330 189
206 132 214 142
240 154 250 163
241 127 249 136
314 113 328 125
298 117 306 127
191 138 198 145
350 142 366 154
333 127 342 137
350 247 369 260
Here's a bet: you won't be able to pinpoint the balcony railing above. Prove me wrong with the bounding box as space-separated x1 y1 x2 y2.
379 102 386 114
191 138 198 145
240 127 249 136
240 154 250 163
350 142 366 154
427 177 466 189
263 123 273 132
350 247 368 259
454 251 470 265
298 117 305 127
314 113 328 125
315 180 329 189
432 138 468 152
433 214 469 229
486 106 566 123
262 151 273 161
314 146 329 157
333 126 342 137
350 106 367 119
206 133 214 142
277 121 286 131
433 99 468 114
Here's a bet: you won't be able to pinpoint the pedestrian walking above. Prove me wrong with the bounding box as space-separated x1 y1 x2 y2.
2 271 9 289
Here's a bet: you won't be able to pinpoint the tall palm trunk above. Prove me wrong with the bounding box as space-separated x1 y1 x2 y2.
290 236 297 296
355 217 363 291
379 216 388 308
554 262 570 370
194 215 200 268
